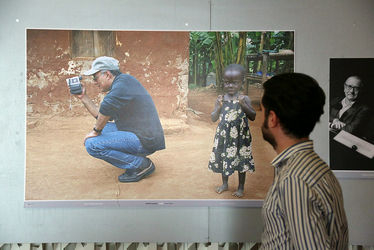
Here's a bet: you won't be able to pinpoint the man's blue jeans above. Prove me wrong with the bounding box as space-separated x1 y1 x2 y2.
85 122 150 169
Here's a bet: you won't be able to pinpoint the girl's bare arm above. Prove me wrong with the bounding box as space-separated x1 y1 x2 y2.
239 95 256 121
211 95 223 122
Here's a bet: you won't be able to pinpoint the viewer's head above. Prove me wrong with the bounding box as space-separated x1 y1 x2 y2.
344 76 363 102
261 72 325 139
223 64 245 96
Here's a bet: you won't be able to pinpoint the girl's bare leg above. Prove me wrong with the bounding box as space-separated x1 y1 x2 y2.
216 174 229 194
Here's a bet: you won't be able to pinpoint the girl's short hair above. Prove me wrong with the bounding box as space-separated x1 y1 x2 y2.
224 64 246 81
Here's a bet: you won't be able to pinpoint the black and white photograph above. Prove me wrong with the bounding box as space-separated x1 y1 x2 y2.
329 58 374 172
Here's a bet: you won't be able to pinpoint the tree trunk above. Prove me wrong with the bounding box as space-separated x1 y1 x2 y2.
215 32 225 91
262 52 269 84
288 32 294 50
200 62 208 87
223 32 229 65
193 47 198 85
257 31 266 72
227 32 234 63
236 32 247 65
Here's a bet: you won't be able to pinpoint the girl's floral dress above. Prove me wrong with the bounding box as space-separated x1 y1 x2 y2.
208 99 255 176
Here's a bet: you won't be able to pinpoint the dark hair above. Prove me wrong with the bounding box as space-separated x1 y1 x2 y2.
262 72 325 138
109 70 122 76
224 64 246 81
345 75 364 87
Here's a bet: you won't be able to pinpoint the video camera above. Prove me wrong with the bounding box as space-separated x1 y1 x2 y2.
66 76 83 95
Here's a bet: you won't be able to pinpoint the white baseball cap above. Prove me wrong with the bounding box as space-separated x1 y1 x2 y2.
83 56 120 76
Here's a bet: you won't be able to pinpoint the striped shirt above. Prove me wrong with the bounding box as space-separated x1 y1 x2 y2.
260 140 348 250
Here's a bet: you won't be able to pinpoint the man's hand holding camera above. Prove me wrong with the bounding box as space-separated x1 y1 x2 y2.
75 85 86 100
67 75 111 144
66 76 83 95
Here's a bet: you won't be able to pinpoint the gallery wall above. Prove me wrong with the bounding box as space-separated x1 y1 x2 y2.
0 0 373 245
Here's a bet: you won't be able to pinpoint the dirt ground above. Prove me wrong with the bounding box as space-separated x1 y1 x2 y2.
25 86 275 201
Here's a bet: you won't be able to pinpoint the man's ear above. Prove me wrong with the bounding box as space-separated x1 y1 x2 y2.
105 71 114 80
267 110 279 128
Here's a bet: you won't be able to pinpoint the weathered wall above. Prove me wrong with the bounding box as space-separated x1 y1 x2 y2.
27 30 72 115
27 30 190 118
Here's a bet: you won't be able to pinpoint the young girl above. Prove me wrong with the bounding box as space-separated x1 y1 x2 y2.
208 64 256 198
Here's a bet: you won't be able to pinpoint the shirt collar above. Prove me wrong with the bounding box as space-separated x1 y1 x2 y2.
109 74 120 91
341 97 355 108
271 140 314 168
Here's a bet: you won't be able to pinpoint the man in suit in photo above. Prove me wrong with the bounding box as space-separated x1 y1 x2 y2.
329 75 370 137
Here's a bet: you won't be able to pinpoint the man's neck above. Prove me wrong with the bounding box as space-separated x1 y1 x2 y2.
343 97 355 106
274 135 310 154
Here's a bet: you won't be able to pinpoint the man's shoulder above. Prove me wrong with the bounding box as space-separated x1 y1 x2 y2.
283 150 330 186
111 74 144 93
331 96 343 106
352 100 370 111
113 74 138 86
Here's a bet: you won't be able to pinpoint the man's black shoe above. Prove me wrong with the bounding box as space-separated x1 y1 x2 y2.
118 159 155 183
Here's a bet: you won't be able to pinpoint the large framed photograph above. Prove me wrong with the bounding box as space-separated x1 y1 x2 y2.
329 58 374 178
25 29 294 207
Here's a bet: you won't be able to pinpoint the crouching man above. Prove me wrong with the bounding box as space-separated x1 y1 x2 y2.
77 56 165 182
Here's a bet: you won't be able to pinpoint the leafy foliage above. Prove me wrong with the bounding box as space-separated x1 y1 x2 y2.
189 31 294 90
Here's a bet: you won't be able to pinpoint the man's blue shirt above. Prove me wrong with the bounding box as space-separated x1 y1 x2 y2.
99 74 165 153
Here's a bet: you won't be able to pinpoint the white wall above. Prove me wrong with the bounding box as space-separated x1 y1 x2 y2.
0 0 373 244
